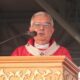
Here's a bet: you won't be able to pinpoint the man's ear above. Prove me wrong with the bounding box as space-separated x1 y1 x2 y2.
53 28 55 34
52 26 55 34
29 26 32 32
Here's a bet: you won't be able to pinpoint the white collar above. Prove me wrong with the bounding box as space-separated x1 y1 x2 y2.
25 41 60 56
34 43 49 49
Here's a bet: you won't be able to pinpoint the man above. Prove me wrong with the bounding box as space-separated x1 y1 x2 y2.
11 11 72 60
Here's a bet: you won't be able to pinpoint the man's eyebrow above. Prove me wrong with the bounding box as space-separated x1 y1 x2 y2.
33 22 51 24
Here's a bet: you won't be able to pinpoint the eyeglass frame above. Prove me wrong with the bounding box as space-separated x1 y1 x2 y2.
31 22 52 28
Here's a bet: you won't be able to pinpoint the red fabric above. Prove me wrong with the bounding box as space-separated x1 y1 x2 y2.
11 39 72 61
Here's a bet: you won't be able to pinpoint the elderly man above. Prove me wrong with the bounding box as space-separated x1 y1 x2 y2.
11 11 72 60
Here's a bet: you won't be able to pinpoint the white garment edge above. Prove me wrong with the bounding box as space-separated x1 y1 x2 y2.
25 41 60 56
34 43 49 49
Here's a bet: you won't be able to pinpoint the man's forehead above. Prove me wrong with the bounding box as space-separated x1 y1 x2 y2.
33 16 51 23
34 15 50 19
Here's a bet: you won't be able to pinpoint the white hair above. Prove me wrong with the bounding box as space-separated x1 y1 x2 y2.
30 11 54 26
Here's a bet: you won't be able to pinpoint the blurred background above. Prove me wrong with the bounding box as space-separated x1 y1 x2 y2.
0 0 80 66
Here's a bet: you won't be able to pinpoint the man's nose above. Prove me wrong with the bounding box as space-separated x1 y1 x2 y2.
40 25 44 29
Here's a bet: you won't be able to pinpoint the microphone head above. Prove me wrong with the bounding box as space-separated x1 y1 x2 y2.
26 31 37 37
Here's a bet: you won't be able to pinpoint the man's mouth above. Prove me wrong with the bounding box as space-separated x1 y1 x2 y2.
39 33 44 35
38 32 45 35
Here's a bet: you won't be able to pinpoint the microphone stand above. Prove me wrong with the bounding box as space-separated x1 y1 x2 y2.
0 33 25 45
0 31 37 45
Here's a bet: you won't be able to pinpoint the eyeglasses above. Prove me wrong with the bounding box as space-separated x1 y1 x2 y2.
32 22 51 28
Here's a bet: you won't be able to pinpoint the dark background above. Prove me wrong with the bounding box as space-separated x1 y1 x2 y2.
0 0 80 66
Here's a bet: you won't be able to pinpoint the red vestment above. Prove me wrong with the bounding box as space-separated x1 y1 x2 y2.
11 39 72 60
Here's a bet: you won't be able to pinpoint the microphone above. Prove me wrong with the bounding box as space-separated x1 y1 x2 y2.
0 31 37 45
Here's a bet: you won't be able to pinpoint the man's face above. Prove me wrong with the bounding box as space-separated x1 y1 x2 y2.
29 15 54 44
